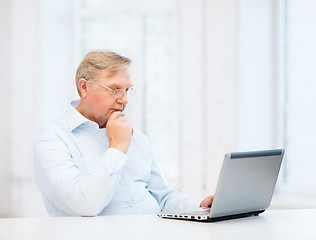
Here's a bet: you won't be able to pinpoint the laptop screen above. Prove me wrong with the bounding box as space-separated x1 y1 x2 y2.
209 149 284 218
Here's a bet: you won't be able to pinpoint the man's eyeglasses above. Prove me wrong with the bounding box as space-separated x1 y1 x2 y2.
96 81 135 98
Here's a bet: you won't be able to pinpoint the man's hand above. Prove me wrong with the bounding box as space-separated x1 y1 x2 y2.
200 195 214 208
106 111 133 154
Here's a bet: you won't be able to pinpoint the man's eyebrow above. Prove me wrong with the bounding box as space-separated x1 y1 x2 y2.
108 83 133 89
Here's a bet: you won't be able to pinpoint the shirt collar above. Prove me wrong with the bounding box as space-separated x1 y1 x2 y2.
66 100 98 131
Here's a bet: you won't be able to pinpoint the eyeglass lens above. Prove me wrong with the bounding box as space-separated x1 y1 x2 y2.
113 88 134 98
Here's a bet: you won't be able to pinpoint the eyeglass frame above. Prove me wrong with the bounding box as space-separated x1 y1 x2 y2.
95 81 135 98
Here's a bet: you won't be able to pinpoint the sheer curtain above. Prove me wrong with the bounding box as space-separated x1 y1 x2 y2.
284 0 316 194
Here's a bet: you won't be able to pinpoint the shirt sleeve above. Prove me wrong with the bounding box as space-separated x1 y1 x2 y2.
144 138 203 212
33 130 127 217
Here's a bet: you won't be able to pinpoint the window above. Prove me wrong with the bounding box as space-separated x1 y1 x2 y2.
82 14 131 56
237 0 316 207
284 0 316 189
143 14 178 183
73 0 179 186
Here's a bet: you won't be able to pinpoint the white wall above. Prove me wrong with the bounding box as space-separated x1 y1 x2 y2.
0 0 74 217
205 0 238 194
0 0 12 217
7 0 46 217
177 0 207 197
3 0 77 217
177 0 238 197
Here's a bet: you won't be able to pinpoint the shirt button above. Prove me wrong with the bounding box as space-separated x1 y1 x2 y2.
129 203 135 208
121 181 126 185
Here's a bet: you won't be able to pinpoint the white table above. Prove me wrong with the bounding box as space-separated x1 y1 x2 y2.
0 209 315 240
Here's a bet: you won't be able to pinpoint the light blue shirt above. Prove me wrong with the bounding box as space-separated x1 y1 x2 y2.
34 103 201 217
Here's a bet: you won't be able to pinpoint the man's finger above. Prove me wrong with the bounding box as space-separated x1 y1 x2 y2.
109 111 125 120
200 195 214 207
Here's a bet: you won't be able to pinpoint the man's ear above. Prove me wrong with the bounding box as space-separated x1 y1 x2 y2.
78 78 88 98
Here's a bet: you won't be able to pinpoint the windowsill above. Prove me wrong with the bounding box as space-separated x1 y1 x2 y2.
269 186 316 210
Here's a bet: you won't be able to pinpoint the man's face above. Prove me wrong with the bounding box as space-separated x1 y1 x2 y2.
83 68 132 128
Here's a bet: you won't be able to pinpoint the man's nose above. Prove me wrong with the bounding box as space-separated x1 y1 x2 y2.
117 93 128 105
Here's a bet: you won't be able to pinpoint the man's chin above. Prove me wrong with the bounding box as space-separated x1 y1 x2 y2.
99 119 108 129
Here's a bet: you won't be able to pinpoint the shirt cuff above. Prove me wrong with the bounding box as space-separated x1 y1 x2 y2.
185 198 204 210
99 148 128 175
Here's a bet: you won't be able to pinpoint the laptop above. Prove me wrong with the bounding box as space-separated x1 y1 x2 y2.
158 149 285 222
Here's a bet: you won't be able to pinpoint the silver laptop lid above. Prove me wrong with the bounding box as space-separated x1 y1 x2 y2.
209 149 284 218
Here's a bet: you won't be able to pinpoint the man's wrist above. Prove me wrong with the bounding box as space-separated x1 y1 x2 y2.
109 144 128 154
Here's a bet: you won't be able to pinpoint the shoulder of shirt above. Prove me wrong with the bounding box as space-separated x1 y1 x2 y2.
36 112 70 142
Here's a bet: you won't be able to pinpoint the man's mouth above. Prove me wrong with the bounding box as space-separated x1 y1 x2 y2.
109 105 125 114
111 108 123 112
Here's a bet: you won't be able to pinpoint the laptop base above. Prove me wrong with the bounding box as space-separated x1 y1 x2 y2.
158 210 265 222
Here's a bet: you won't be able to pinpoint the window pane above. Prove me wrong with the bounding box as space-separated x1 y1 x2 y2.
81 14 131 57
81 0 127 8
285 0 316 187
143 14 178 185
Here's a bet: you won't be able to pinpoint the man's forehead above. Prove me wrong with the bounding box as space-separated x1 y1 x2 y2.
98 68 129 78
98 70 133 87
